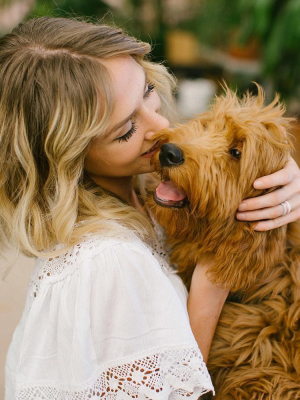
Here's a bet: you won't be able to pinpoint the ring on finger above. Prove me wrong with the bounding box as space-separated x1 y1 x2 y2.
280 200 291 216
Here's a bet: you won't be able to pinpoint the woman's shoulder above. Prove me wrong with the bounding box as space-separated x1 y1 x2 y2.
29 225 155 296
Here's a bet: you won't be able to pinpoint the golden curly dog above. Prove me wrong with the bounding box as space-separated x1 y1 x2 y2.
146 85 300 399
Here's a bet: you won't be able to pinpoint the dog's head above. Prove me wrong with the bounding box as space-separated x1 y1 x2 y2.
148 85 294 291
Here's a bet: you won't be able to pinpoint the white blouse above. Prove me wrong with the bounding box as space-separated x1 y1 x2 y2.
5 226 214 399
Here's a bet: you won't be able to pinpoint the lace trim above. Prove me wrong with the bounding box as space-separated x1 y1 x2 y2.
28 234 134 299
148 214 177 275
28 223 176 301
15 347 214 399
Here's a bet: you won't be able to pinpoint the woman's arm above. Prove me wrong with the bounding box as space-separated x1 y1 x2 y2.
236 156 300 231
187 260 229 363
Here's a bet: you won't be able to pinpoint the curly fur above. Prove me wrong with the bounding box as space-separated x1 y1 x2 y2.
146 85 300 399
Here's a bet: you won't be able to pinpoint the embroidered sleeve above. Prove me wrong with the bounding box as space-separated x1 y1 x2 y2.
15 347 213 399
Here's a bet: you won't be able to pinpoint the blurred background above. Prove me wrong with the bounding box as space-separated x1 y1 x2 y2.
1 0 300 397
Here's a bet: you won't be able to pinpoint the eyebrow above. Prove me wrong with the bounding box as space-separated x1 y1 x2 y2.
105 67 147 137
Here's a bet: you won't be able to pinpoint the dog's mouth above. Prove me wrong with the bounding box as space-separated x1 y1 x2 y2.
153 179 188 208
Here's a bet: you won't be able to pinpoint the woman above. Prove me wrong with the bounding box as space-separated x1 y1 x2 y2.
1 17 300 399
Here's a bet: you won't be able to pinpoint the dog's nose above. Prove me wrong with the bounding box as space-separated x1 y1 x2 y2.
159 143 184 167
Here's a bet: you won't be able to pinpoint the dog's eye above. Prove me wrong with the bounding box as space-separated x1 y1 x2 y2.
230 149 241 159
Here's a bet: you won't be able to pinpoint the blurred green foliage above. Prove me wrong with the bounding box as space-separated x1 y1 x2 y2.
27 0 110 21
190 0 300 100
0 0 13 5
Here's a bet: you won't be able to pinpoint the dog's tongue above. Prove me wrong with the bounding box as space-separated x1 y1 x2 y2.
156 180 186 202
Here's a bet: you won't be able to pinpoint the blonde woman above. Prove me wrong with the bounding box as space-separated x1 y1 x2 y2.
2 17 300 399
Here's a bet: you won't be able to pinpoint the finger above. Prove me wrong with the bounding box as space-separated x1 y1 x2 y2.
236 194 300 221
253 208 300 231
238 181 297 211
253 160 297 190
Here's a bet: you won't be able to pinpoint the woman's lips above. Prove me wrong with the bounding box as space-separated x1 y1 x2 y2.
141 141 159 158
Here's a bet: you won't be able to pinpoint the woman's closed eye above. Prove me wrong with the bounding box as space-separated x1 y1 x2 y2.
116 82 156 143
117 122 137 143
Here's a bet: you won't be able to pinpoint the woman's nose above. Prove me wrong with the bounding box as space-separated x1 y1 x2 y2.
144 112 170 140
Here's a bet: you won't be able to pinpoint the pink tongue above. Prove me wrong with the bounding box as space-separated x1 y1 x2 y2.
156 180 186 202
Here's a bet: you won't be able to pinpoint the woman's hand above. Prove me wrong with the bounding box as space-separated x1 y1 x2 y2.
187 259 229 363
236 156 300 231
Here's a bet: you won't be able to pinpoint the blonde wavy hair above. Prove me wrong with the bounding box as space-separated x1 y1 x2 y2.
0 17 177 272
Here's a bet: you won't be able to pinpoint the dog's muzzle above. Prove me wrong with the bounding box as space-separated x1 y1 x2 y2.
159 143 184 167
153 143 188 208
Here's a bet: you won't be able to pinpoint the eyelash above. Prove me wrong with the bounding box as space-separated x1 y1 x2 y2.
117 122 137 143
117 82 156 143
143 82 155 99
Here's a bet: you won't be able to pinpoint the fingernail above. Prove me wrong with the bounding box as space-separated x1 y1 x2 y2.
239 202 247 211
254 180 263 188
236 213 245 220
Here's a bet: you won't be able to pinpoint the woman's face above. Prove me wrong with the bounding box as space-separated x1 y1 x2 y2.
84 56 170 189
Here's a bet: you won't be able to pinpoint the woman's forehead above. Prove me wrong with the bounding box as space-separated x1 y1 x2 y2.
101 56 146 96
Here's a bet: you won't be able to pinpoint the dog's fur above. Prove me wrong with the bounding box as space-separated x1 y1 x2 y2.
146 86 300 399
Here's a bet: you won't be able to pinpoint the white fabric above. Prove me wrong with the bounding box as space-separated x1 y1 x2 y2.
5 226 214 399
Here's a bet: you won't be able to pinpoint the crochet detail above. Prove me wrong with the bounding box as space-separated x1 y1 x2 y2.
149 215 176 275
15 347 214 399
28 222 176 300
28 236 107 299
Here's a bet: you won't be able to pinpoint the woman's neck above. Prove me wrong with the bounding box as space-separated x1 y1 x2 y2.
89 174 147 216
89 175 132 202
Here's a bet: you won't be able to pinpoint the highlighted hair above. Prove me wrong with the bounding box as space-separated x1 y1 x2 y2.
0 17 177 274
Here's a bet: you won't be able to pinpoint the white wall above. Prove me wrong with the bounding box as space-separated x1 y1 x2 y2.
0 255 34 400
